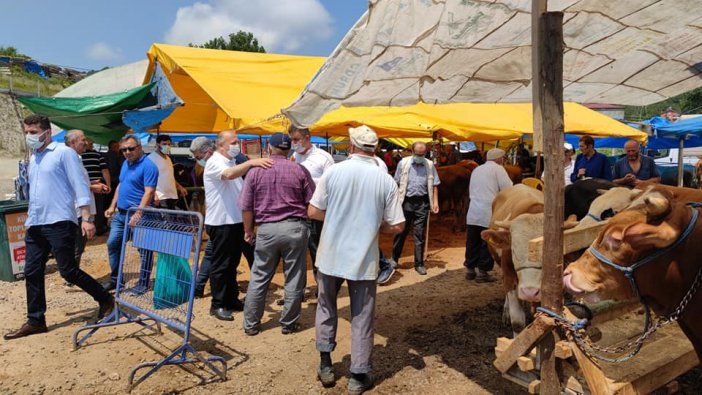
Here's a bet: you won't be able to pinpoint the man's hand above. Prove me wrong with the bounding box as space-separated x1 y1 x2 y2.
81 221 96 240
128 211 143 227
431 201 439 214
105 207 116 219
250 158 273 169
90 182 110 194
244 231 256 245
577 168 586 177
177 184 188 197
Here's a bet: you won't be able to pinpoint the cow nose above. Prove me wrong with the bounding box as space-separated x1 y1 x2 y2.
518 287 541 302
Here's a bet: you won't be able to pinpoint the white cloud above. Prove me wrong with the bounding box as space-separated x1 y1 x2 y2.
85 42 123 62
165 0 334 53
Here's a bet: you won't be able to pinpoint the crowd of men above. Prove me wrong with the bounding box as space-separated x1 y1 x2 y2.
5 112 663 393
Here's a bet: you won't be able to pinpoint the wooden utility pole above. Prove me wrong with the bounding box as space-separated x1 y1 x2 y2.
534 8 566 395
532 0 547 153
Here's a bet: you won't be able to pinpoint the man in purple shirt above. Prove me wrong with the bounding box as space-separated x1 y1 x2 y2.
239 133 315 336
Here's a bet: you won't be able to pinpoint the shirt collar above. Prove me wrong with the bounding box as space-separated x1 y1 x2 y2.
349 154 376 163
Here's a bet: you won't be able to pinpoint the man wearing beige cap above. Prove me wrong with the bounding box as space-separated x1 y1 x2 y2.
465 148 513 283
308 125 405 393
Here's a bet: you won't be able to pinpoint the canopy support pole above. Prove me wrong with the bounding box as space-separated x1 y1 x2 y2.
678 138 685 187
534 8 566 395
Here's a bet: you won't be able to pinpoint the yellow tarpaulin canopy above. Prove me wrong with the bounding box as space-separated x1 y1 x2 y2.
144 44 326 133
302 102 646 143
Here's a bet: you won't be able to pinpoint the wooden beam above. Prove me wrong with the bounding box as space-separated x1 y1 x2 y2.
528 221 606 262
571 341 614 395
528 379 542 394
536 10 566 395
518 356 537 372
531 0 547 153
494 315 556 373
555 341 573 359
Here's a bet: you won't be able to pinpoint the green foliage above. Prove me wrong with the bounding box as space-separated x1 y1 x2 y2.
190 31 266 53
0 66 73 96
0 46 29 59
624 87 702 120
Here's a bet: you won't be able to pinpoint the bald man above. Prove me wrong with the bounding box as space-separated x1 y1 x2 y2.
613 140 660 186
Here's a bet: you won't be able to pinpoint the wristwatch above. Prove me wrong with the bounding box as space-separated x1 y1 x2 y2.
82 216 95 223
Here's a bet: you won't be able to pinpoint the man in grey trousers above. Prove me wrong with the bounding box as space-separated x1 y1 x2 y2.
308 125 405 394
239 133 315 335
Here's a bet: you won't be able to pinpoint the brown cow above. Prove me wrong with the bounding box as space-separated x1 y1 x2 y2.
564 187 702 359
436 160 479 232
504 164 523 184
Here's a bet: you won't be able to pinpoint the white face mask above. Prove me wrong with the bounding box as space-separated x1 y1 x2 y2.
26 130 49 151
292 143 305 154
159 145 171 155
228 143 241 157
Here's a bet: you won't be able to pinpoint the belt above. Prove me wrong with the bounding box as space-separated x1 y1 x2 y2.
117 208 129 215
405 195 429 200
260 217 305 224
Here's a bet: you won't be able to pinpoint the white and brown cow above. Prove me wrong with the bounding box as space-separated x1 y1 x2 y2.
564 188 702 359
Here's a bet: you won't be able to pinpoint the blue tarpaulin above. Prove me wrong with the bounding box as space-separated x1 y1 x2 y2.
23 60 47 79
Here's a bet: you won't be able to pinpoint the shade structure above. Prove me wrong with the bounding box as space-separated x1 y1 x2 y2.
18 84 156 144
283 0 702 127
296 102 645 143
145 44 326 133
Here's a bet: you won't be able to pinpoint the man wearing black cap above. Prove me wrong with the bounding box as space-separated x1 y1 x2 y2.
238 133 315 335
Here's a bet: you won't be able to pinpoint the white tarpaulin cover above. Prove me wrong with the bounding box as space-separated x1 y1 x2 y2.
284 0 702 127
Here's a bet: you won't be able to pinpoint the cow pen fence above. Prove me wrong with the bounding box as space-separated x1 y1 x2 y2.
493 222 699 394
72 207 226 389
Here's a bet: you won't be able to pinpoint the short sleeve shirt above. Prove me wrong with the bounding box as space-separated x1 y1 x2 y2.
310 154 404 281
148 152 178 200
81 150 107 181
613 155 660 181
117 155 159 210
466 161 514 227
293 146 335 184
204 151 244 226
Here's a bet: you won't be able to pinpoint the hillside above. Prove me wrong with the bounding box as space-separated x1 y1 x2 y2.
0 93 25 157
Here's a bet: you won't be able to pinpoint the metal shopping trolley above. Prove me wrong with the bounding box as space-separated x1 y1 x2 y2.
72 207 226 388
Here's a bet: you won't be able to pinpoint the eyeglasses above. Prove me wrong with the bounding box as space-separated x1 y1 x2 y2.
120 146 138 153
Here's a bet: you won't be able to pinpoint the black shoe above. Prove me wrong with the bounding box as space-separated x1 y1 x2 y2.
97 295 115 321
194 287 204 298
209 307 234 321
3 322 48 340
348 373 374 395
230 299 244 312
281 323 298 335
244 326 260 336
466 268 477 281
317 366 335 387
475 271 497 283
102 280 116 292
414 264 427 275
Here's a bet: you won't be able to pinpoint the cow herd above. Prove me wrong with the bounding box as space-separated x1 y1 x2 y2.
470 178 702 360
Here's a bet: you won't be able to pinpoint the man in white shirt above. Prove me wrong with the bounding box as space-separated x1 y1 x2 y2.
308 125 405 393
148 135 188 209
199 130 271 321
289 127 335 281
465 148 513 283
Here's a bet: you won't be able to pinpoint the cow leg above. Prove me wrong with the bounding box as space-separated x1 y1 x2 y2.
506 290 527 337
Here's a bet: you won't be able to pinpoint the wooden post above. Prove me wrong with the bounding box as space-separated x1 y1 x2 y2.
532 0 547 154
677 138 684 187
534 10 566 395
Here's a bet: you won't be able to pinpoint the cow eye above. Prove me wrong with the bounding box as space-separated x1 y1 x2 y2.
601 208 615 220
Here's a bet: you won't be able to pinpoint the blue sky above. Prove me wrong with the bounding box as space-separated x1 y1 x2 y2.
0 0 368 71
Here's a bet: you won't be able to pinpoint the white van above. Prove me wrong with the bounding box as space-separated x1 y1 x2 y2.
651 147 702 166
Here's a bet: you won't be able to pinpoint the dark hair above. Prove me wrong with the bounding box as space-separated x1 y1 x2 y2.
108 140 119 147
579 135 594 147
288 125 310 137
23 114 51 131
156 135 172 144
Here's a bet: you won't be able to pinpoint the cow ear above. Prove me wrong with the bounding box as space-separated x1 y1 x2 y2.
481 228 510 248
603 230 623 250
622 221 679 249
563 215 579 229
643 192 670 217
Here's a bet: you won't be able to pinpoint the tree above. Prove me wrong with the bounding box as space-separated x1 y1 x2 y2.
625 87 702 120
190 31 266 53
0 46 29 59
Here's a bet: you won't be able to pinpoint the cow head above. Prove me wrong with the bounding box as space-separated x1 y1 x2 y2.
564 190 682 303
581 187 643 224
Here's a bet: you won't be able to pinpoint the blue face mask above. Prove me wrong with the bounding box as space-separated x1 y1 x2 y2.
412 155 424 165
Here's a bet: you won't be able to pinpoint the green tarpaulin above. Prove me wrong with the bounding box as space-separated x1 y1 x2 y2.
18 83 156 144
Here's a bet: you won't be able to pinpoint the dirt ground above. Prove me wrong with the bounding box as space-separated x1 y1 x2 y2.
0 217 699 394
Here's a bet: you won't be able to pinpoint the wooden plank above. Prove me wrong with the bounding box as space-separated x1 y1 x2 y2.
537 11 566 395
528 379 541 394
502 366 540 389
494 315 556 373
518 356 536 372
556 340 574 359
566 375 587 394
528 221 606 262
495 337 512 359
571 341 614 395
612 344 699 394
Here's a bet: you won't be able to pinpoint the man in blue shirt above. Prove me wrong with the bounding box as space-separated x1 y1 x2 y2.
4 115 114 340
103 135 158 291
613 140 660 186
571 135 612 182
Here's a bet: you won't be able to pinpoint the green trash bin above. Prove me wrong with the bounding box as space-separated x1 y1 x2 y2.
0 200 29 282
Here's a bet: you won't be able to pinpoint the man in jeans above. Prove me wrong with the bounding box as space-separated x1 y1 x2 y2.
239 133 315 335
103 135 158 291
4 115 114 340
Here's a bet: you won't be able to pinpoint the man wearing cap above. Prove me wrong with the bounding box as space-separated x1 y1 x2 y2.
309 125 404 393
465 148 513 283
200 130 272 321
571 135 612 182
613 139 660 186
289 126 335 275
238 133 315 336
390 141 440 275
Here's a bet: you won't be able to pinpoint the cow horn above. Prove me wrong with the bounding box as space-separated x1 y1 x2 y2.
494 219 512 229
644 192 669 217
563 214 579 229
